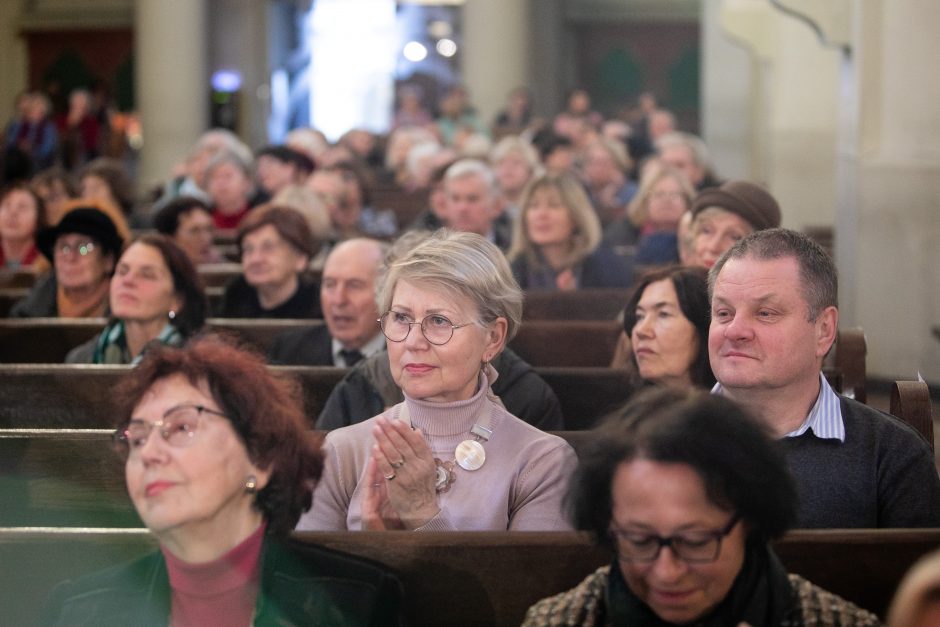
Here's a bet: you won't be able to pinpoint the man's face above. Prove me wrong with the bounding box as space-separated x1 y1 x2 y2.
444 174 496 236
659 145 704 188
321 241 381 350
708 255 836 394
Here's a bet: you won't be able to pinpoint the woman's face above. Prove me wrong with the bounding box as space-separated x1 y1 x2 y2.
525 186 575 249
691 209 753 269
81 175 116 207
647 176 689 229
0 189 39 241
174 208 215 264
35 180 71 224
110 242 181 326
494 152 532 196
207 162 251 213
631 279 699 387
611 459 746 624
241 224 307 291
53 233 113 291
386 279 506 403
125 374 269 550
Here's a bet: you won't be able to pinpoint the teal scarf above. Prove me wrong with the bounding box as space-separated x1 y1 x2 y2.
92 320 184 365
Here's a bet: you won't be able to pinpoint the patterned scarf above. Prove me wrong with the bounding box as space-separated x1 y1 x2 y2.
92 320 184 365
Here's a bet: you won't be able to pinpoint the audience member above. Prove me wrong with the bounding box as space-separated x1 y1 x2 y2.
553 88 602 139
10 204 125 318
434 84 486 147
0 182 48 270
152 196 221 265
254 145 315 198
656 131 719 191
534 132 576 176
154 128 251 211
79 157 136 218
490 135 541 220
391 85 432 131
622 266 714 389
508 172 633 290
709 228 940 527
406 164 451 232
605 165 695 264
689 180 781 269
298 230 575 531
65 234 207 364
441 159 511 250
31 166 77 224
491 86 535 138
523 387 881 626
581 137 637 226
317 230 563 431
218 206 322 318
57 88 101 169
269 238 386 366
3 91 58 172
887 548 940 627
205 148 255 229
42 337 404 625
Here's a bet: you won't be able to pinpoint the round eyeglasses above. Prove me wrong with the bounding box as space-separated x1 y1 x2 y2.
55 240 97 258
112 404 228 460
378 311 474 346
609 515 740 564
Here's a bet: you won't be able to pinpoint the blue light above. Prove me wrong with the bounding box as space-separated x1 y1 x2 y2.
211 70 242 92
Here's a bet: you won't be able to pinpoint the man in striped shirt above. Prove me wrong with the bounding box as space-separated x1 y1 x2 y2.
708 228 940 528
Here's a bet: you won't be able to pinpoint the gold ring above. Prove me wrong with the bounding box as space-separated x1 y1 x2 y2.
383 472 396 481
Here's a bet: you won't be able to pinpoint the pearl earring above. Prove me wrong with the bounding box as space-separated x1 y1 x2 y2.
245 475 258 494
168 310 176 320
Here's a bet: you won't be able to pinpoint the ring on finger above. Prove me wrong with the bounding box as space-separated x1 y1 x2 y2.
383 471 397 481
390 459 405 469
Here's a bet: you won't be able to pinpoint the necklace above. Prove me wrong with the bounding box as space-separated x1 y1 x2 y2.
397 402 493 494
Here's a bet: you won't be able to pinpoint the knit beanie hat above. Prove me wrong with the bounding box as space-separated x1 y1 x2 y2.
691 180 781 231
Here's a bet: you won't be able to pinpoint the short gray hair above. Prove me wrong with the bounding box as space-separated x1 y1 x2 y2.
708 228 837 321
444 159 497 196
377 229 523 342
656 131 710 169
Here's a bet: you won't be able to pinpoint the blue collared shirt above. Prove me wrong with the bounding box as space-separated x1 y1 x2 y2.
712 372 845 442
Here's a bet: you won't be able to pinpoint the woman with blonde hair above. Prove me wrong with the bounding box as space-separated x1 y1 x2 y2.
508 172 633 290
605 164 695 264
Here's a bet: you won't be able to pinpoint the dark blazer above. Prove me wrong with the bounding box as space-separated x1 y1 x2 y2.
217 275 322 319
268 324 334 366
41 535 403 627
511 246 634 290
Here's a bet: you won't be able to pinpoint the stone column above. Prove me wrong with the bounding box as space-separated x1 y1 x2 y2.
835 0 940 381
461 0 530 130
0 3 27 126
135 0 208 193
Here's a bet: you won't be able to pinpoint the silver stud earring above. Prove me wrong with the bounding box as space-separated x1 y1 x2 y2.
168 310 176 320
245 475 258 494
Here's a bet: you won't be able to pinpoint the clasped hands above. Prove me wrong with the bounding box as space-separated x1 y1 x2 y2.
361 416 440 530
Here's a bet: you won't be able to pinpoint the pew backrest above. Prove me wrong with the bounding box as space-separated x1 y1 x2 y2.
1 528 936 627
890 380 935 452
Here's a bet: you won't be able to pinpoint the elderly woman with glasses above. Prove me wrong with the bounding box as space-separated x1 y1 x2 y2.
42 337 403 626
299 229 576 531
523 388 880 626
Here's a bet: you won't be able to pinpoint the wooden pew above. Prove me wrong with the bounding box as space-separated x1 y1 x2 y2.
0 286 29 317
0 528 935 627
0 365 630 431
832 326 867 404
522 289 630 320
891 380 935 452
370 185 429 227
0 319 624 367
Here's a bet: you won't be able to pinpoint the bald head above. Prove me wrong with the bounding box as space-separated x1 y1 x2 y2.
321 238 386 349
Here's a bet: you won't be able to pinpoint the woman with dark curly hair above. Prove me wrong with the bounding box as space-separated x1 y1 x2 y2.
42 336 403 626
523 388 880 626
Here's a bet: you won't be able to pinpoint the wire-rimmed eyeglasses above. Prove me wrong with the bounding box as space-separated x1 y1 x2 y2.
378 311 474 346
609 515 740 564
112 404 228 460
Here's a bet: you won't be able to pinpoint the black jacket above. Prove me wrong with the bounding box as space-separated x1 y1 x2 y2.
268 324 334 365
316 347 563 431
9 272 58 317
41 535 403 627
218 275 322 319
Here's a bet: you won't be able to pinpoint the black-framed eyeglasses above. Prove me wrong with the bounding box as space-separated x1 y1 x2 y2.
112 404 228 460
609 515 740 564
378 311 474 346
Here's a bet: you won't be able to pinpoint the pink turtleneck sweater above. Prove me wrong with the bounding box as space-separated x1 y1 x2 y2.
161 522 266 627
299 372 577 531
